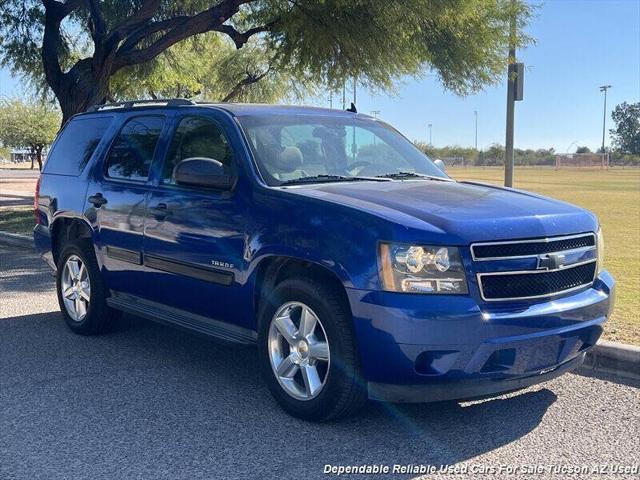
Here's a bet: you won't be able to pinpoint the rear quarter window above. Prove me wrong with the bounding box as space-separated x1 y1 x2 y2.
44 116 113 176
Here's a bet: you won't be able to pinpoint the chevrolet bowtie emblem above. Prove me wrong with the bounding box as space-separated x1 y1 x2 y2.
537 253 566 270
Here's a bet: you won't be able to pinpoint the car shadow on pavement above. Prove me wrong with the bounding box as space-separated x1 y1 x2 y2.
1 311 558 480
0 256 54 295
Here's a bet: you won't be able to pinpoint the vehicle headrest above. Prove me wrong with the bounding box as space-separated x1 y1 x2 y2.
274 146 303 173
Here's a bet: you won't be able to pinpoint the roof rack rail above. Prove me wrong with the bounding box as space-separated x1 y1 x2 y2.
86 98 196 112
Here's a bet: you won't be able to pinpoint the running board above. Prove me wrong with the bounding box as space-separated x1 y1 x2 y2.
106 292 257 345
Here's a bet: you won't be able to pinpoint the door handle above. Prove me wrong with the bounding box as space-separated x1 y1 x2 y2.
88 193 107 208
148 203 169 220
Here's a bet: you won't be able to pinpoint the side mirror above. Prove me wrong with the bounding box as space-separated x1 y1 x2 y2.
174 157 235 190
433 159 446 172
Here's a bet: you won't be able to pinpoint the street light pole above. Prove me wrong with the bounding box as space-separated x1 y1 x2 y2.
428 123 433 145
599 85 612 153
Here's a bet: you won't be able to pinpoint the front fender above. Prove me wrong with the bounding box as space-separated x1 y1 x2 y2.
246 187 395 290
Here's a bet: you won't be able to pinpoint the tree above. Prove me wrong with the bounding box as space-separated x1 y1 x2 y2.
0 99 60 170
575 146 591 154
0 0 533 124
109 33 317 103
610 102 640 155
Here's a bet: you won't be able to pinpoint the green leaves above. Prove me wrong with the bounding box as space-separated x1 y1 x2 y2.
110 33 318 103
610 102 640 155
0 99 60 151
0 0 534 117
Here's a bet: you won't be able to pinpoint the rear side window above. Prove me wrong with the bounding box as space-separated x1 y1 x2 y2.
105 116 165 182
44 116 112 176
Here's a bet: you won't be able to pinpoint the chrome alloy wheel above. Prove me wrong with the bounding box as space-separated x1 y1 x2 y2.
268 301 330 401
61 255 91 322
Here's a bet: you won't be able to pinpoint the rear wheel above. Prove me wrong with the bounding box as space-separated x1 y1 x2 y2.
56 241 119 335
258 277 367 421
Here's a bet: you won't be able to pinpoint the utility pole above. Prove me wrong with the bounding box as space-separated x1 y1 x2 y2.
428 123 433 145
351 77 357 160
504 1 517 187
352 77 357 106
600 85 612 153
474 110 478 150
342 82 346 110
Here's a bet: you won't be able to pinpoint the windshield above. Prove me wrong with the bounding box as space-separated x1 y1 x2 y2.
236 114 450 186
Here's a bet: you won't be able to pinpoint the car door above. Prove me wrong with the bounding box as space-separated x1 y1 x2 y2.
142 112 250 327
88 114 167 296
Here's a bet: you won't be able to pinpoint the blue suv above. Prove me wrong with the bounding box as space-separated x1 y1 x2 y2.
34 100 615 421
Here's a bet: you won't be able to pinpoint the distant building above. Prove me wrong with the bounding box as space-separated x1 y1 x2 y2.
9 148 48 163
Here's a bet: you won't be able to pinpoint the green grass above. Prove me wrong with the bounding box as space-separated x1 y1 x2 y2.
448 167 640 345
0 206 34 236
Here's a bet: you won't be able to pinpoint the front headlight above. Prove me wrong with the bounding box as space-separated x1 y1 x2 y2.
597 228 604 273
379 243 468 294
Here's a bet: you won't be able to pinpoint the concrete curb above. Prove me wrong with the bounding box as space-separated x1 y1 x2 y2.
583 341 640 380
0 229 638 380
0 230 33 249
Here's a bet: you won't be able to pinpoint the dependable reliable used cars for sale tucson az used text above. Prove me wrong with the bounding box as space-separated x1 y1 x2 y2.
34 100 615 421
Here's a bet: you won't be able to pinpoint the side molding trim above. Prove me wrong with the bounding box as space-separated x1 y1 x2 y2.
143 253 234 286
106 246 142 264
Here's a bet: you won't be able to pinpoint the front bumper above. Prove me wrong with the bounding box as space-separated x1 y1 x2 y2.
369 352 584 402
347 271 615 402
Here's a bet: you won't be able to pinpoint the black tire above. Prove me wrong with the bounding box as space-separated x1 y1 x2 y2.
56 241 119 335
257 277 367 421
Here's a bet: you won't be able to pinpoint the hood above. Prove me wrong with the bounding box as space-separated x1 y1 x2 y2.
280 180 598 243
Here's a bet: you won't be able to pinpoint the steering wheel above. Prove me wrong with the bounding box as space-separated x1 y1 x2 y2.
347 160 371 175
357 163 392 177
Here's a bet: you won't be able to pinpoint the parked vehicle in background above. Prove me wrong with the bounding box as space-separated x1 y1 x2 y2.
34 100 614 421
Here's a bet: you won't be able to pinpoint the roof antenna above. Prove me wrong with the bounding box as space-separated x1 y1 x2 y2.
346 102 357 113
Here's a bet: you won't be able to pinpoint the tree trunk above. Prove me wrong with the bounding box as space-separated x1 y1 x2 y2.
36 146 44 172
57 64 112 125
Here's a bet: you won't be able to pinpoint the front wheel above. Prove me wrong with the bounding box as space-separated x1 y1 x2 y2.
257 278 367 421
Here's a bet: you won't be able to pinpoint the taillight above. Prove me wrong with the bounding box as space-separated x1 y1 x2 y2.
34 176 41 225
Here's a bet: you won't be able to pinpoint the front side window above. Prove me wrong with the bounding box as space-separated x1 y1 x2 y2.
105 116 164 182
162 116 233 185
237 114 449 185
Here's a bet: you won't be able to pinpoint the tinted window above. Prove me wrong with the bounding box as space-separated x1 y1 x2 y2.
44 116 112 176
105 116 164 182
162 116 233 185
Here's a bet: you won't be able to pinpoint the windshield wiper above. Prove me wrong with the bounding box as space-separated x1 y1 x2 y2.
280 174 391 186
376 171 453 182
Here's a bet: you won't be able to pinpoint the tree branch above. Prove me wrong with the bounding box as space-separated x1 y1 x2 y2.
87 0 107 45
112 0 256 71
221 67 271 102
216 21 277 49
107 0 162 43
117 16 192 54
41 0 85 91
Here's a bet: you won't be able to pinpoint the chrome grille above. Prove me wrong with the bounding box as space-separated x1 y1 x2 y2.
471 233 596 260
472 233 598 302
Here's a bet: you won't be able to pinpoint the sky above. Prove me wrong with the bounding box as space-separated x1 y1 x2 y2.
1 0 639 151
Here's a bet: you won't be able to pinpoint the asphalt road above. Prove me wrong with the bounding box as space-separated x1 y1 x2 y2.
1 244 639 480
